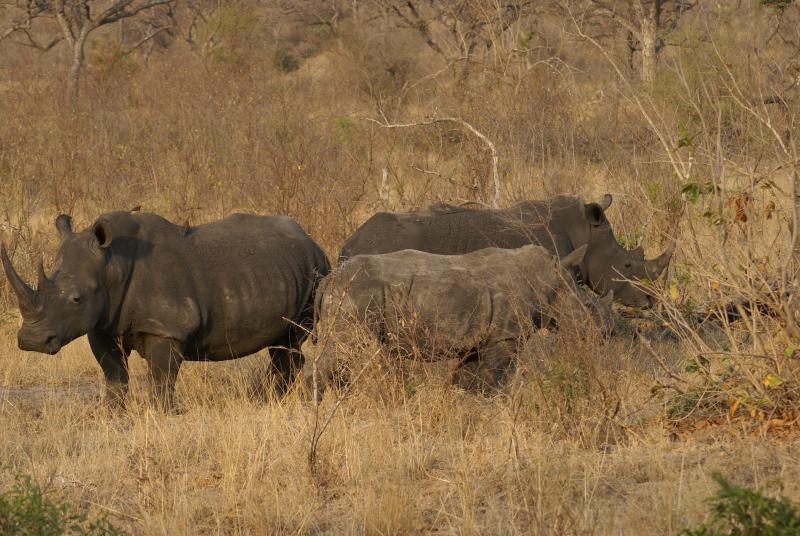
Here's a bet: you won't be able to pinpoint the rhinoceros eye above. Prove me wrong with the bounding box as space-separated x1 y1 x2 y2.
69 293 82 305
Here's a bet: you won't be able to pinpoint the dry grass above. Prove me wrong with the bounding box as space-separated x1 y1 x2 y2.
2 325 800 534
2 0 800 533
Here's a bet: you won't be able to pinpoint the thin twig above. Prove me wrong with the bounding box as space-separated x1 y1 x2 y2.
308 347 381 471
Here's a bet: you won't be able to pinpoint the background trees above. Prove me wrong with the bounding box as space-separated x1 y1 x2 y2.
2 0 173 102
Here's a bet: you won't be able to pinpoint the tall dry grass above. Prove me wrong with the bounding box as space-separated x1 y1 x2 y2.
1 0 800 533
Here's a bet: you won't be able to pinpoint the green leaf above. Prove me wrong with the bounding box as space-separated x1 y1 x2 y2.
646 180 661 203
676 121 693 149
784 343 797 358
681 182 701 203
763 373 783 388
759 0 796 13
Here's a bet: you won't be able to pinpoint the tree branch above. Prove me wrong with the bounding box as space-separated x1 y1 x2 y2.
585 0 641 37
0 1 48 44
118 24 169 57
365 115 502 208
98 0 172 26
14 30 63 51
55 0 76 46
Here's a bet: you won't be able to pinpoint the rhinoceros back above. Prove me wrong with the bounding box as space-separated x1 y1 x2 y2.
339 199 577 261
319 245 568 356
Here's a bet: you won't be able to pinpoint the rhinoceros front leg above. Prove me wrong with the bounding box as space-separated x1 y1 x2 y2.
452 339 516 393
88 331 129 409
140 335 184 411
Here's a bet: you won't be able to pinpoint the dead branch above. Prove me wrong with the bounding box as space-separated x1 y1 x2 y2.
0 0 48 44
365 115 502 208
98 0 173 26
118 24 170 57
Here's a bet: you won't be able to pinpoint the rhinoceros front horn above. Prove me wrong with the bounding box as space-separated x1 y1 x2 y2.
1 243 36 315
646 243 675 279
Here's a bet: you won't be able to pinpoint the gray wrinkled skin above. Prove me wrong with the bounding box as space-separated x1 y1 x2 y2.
2 211 330 409
339 194 673 307
303 244 613 398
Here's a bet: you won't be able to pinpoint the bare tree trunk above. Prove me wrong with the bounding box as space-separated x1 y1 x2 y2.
792 170 800 262
626 31 636 73
639 13 657 89
67 27 91 103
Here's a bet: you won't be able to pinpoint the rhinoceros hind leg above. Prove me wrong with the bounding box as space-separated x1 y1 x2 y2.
88 330 129 410
269 337 305 398
452 340 515 393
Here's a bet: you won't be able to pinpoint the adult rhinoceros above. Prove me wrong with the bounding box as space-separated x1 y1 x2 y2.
339 194 672 307
302 244 613 398
1 211 329 409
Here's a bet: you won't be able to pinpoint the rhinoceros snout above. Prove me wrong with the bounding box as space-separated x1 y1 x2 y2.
18 330 62 355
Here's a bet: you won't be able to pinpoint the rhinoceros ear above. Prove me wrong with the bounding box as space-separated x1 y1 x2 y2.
92 221 113 249
560 245 588 270
55 215 73 240
598 194 612 210
91 212 139 249
584 203 606 226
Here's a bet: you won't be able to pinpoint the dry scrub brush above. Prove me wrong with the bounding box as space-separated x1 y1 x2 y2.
599 19 800 433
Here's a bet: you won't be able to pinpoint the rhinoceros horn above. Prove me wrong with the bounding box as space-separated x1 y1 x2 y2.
560 244 588 270
645 243 675 279
599 289 614 308
1 243 36 315
36 258 54 291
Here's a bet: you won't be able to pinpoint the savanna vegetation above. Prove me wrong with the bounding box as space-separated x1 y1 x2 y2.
1 0 800 533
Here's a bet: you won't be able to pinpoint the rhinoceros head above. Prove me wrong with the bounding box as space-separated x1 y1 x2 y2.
580 195 673 308
555 246 615 336
2 214 126 354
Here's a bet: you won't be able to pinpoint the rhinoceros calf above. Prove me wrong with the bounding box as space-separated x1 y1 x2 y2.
302 244 613 398
339 194 672 308
1 211 330 409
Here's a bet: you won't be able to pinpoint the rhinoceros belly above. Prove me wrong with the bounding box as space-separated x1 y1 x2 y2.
186 266 300 361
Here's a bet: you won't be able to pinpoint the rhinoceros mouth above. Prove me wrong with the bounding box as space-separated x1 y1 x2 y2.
18 334 62 355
